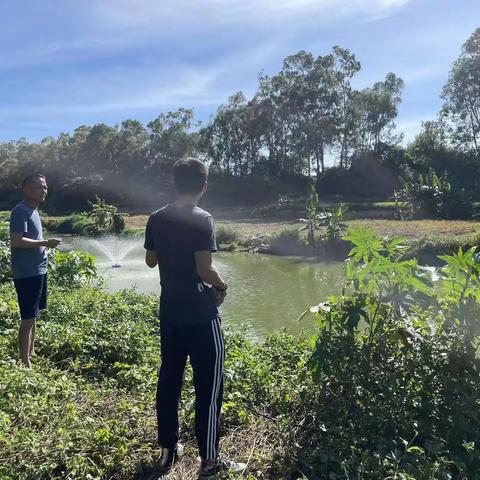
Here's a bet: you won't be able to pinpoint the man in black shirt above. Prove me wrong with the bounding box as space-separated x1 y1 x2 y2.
144 158 245 479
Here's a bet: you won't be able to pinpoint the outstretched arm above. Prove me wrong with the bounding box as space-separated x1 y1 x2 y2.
10 232 61 249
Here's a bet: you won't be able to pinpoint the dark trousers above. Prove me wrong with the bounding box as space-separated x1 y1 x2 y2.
156 315 224 461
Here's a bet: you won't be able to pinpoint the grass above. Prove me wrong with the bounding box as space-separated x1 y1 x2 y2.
6 209 480 258
347 218 480 241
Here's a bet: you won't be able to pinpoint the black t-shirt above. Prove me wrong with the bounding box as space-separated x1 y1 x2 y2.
144 204 218 325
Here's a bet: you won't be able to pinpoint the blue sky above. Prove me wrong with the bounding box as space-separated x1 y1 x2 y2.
0 0 478 144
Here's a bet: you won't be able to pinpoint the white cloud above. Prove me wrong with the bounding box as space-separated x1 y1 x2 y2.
0 0 411 71
90 0 410 28
0 65 226 119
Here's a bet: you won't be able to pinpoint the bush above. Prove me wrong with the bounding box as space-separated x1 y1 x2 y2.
282 228 480 478
49 251 98 289
49 214 96 235
0 274 308 479
0 241 10 284
395 169 474 220
216 225 240 246
0 242 97 286
270 229 310 256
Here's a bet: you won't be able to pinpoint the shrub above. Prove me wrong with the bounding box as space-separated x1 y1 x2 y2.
216 224 241 245
283 228 480 478
49 251 98 289
50 214 96 235
0 220 9 241
0 243 97 286
0 241 10 284
395 169 474 220
270 229 309 256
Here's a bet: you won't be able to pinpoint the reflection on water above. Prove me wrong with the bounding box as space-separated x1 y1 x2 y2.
66 236 345 339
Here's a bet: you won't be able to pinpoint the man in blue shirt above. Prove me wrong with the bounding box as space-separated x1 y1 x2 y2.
144 158 245 479
10 174 61 368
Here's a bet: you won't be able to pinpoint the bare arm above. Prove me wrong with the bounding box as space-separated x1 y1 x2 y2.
145 249 158 269
10 233 60 249
195 250 226 290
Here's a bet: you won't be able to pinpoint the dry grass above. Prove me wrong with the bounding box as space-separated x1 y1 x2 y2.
141 419 277 480
43 211 480 247
347 219 480 241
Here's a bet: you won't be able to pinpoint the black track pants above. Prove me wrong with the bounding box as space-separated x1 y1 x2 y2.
156 315 225 461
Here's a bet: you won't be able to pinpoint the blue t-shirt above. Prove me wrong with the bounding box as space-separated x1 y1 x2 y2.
10 201 48 279
144 204 218 325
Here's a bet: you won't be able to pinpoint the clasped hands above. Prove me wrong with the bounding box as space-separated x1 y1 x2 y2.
213 286 227 307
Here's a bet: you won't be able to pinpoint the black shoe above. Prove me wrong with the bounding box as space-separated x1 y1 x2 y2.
198 454 246 479
156 443 183 475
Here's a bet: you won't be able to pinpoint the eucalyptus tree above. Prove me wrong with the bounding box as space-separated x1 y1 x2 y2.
0 141 19 190
201 92 247 175
147 108 197 173
260 49 342 177
82 123 117 174
257 68 297 175
331 46 361 168
111 119 149 175
300 52 342 175
409 120 448 167
354 73 404 152
441 28 480 156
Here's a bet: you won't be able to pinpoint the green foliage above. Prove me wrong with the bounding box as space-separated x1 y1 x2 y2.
48 199 127 236
319 204 348 243
0 241 10 284
0 242 97 286
441 28 480 156
298 185 348 257
86 197 126 235
1 230 480 478
49 251 97 289
298 184 322 245
270 228 309 256
395 168 473 219
0 220 9 241
216 224 241 246
286 228 480 478
0 216 10 283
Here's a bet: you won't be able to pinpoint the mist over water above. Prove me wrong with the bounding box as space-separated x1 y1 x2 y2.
64 236 345 339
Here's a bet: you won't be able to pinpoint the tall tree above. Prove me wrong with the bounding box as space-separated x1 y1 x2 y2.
112 120 148 175
147 108 197 172
441 28 480 156
331 46 361 168
354 73 404 152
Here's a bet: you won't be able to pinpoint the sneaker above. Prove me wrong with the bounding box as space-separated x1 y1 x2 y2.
156 443 183 475
198 454 246 479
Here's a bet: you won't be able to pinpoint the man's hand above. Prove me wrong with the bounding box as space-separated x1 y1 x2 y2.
214 287 227 307
45 238 62 249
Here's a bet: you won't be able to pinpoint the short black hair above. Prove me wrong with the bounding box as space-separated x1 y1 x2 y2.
173 158 208 195
22 173 46 188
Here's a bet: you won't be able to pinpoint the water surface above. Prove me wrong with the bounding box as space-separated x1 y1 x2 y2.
66 236 345 339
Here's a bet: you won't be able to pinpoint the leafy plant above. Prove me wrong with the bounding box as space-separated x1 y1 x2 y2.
86 197 126 234
288 227 480 478
216 225 240 245
299 185 348 247
394 168 473 219
0 220 9 242
49 251 98 289
318 204 349 243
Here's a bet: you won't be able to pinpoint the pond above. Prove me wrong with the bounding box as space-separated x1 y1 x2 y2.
64 236 345 339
